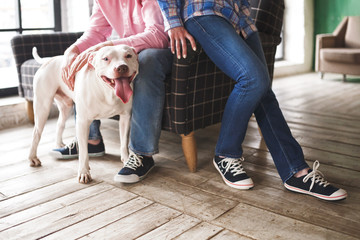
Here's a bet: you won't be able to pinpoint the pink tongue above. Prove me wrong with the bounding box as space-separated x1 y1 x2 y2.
114 77 133 103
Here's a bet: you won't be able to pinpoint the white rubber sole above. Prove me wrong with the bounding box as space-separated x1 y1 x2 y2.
113 165 154 183
49 151 105 160
213 159 254 190
284 183 347 201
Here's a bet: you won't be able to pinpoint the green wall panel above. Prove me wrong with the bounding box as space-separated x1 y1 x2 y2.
314 0 360 35
312 0 360 69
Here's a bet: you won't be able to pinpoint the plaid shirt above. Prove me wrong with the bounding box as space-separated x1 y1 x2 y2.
157 0 257 38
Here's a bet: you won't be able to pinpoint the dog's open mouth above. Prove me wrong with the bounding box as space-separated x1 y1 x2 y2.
101 72 137 103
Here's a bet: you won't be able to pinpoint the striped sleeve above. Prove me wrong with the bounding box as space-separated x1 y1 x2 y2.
157 0 184 31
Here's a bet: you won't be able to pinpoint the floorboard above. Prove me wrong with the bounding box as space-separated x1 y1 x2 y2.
0 72 359 239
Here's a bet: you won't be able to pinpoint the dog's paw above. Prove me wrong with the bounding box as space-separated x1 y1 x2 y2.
78 171 92 184
29 157 42 167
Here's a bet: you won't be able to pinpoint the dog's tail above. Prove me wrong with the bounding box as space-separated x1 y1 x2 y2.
32 47 47 64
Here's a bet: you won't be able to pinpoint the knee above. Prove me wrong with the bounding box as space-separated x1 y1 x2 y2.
138 49 157 66
138 49 172 71
134 49 171 89
249 66 270 96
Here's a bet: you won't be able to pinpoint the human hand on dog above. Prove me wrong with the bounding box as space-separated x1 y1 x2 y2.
62 41 114 90
168 26 196 59
62 45 80 91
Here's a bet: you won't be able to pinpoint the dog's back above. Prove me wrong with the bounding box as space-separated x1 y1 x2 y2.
32 49 74 102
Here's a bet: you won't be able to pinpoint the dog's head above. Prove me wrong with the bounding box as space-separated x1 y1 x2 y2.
90 45 139 104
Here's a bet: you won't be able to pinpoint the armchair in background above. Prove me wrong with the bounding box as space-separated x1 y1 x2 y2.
315 16 360 81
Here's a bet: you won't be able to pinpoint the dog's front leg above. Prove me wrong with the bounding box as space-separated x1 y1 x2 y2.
119 113 131 163
76 118 92 183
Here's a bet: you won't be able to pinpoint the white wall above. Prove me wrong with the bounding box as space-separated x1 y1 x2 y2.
61 0 90 32
274 0 314 77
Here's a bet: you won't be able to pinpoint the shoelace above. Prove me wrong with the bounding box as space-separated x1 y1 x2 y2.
66 140 77 149
303 160 330 191
65 139 78 154
124 153 143 170
218 157 246 176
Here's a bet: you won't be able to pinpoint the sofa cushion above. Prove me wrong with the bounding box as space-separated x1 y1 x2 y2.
20 59 41 100
345 16 360 48
321 48 360 64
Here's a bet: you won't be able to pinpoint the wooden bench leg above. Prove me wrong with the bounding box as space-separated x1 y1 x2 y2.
258 126 263 137
26 100 35 124
180 131 197 172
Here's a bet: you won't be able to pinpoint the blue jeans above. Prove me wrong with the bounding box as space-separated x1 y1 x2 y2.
129 48 173 155
88 120 102 140
185 16 308 182
88 48 173 155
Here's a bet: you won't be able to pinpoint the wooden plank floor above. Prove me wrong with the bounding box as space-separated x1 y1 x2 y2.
0 72 359 239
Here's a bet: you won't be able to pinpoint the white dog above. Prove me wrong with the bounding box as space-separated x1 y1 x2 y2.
28 45 139 183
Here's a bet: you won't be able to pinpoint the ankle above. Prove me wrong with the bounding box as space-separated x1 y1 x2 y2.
88 139 101 145
294 168 310 178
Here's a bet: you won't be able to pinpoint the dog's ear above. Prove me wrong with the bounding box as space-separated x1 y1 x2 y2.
130 47 138 59
87 52 96 69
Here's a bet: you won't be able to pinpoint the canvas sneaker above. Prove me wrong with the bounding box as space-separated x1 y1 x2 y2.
114 153 155 183
284 160 347 201
50 138 105 159
213 156 254 190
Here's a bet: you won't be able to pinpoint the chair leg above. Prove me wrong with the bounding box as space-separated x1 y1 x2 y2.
180 131 197 172
258 126 263 137
26 100 35 124
342 74 346 82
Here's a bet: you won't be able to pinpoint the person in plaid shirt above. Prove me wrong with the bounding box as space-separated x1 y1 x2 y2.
157 0 347 201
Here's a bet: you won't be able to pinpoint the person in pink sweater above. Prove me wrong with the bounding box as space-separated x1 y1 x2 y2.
51 0 172 183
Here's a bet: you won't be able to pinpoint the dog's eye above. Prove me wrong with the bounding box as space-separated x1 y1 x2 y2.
103 57 109 61
125 54 132 59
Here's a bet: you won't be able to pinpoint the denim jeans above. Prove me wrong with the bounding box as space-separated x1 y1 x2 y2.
185 16 308 182
129 48 173 155
88 48 173 155
88 120 102 140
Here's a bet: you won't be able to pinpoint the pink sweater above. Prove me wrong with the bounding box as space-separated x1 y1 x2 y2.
75 0 169 53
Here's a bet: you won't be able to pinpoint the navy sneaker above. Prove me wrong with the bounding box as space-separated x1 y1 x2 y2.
284 160 347 201
114 153 154 183
213 156 254 190
50 138 105 159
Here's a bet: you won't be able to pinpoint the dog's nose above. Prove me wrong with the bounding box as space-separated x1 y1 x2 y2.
116 64 128 73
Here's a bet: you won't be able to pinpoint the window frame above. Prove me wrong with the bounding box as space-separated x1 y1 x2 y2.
0 0 61 97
